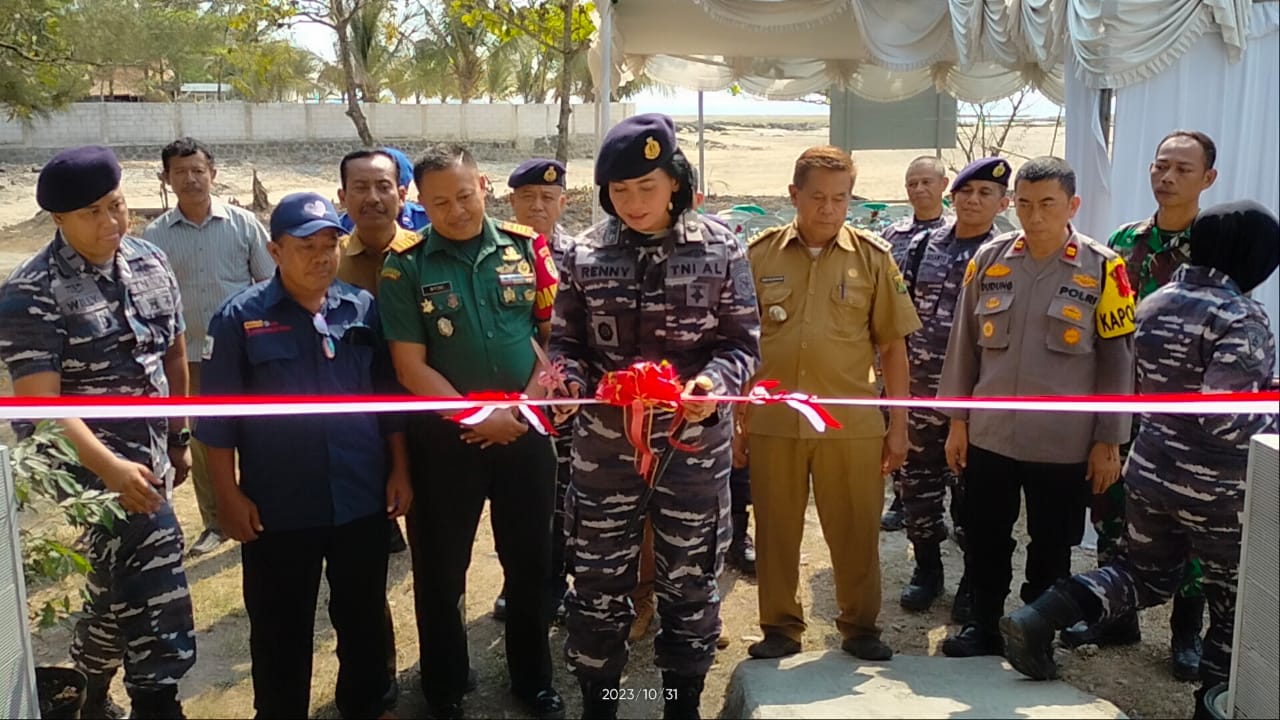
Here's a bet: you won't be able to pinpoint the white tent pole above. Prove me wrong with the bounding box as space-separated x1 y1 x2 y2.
698 91 707 197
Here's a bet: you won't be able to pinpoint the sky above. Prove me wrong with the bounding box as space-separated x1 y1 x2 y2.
290 22 1063 119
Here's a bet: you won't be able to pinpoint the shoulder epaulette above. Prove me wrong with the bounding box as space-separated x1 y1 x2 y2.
389 230 424 254
498 220 536 238
746 224 787 248
852 226 892 253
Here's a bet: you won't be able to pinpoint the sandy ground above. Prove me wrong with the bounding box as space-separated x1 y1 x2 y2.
6 118 1190 719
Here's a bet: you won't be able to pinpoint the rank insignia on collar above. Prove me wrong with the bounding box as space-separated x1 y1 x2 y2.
1063 243 1078 260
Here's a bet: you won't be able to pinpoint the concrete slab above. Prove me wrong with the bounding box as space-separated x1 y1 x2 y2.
720 651 1126 719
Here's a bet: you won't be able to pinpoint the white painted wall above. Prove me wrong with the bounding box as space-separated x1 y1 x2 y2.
0 102 635 148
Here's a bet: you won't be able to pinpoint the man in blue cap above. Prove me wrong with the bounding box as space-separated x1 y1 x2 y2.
198 192 411 719
339 146 430 233
0 145 195 718
893 157 1011 624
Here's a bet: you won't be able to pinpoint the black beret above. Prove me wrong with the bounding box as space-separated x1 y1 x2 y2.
594 113 677 185
37 145 123 213
508 158 566 189
950 156 1012 192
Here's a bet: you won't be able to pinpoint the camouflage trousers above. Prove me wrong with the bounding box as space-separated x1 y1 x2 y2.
895 408 963 547
1091 428 1204 598
563 406 731 680
72 502 196 693
1075 477 1241 687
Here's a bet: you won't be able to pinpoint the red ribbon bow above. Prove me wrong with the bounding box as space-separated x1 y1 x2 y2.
596 361 701 482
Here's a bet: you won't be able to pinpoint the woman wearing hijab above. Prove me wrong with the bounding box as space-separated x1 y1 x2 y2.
548 114 761 719
998 200 1279 717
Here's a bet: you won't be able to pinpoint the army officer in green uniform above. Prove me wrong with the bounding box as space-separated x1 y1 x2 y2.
379 144 564 720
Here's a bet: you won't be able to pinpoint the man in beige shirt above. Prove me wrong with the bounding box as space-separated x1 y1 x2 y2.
937 156 1135 658
746 146 921 662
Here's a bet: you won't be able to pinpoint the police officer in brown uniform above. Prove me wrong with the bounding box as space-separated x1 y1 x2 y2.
746 146 921 662
937 156 1136 657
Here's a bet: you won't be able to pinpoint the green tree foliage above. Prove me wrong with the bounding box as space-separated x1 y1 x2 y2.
0 0 91 119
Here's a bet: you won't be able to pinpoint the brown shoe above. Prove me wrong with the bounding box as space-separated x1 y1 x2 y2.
628 597 655 643
748 633 801 659
716 635 731 650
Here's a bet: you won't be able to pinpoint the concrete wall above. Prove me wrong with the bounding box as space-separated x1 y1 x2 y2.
0 102 635 158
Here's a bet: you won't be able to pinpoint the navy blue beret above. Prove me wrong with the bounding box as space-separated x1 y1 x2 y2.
37 145 123 213
951 156 1012 192
594 113 677 185
509 158 566 189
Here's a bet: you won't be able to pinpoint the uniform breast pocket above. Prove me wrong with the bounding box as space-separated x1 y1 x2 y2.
664 277 722 349
828 284 871 341
335 332 376 393
134 288 176 320
975 293 1013 349
1045 296 1095 354
64 308 117 346
758 285 793 332
245 335 301 391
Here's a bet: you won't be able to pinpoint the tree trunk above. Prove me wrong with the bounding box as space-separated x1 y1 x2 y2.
336 20 375 145
553 0 575 165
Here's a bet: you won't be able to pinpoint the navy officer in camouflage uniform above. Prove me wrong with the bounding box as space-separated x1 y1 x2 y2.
549 113 760 720
1001 200 1279 718
0 145 195 719
879 155 954 530
894 157 1011 620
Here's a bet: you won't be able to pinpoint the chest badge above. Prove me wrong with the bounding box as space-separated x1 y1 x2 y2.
985 263 1012 277
517 260 532 275
447 293 460 310
502 247 521 262
846 268 858 279
421 298 435 314
1063 328 1081 345
985 296 1001 309
768 305 788 322
1072 273 1098 289
437 317 454 337
982 321 994 338
503 286 517 303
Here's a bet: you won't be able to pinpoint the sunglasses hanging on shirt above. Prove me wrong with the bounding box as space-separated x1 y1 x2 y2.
313 312 336 360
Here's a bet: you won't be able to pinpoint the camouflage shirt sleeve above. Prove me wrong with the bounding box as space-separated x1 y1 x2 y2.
696 222 761 396
1199 314 1277 442
937 244 989 421
547 243 589 390
0 259 65 381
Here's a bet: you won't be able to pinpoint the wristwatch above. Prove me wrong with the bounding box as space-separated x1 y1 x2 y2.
168 427 192 448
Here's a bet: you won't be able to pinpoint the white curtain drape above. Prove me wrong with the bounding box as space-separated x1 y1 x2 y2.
1109 2 1280 370
1063 50 1111 241
596 0 1259 102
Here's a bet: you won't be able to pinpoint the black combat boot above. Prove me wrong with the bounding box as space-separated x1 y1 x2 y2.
1170 594 1205 681
728 510 756 575
900 541 944 611
579 676 620 720
1000 580 1093 681
661 671 705 720
127 686 184 720
81 670 125 720
1059 610 1141 648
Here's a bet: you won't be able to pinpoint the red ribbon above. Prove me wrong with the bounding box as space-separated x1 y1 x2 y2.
595 361 702 482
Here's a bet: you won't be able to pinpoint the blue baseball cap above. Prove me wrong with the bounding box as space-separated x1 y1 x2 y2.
381 147 415 189
270 192 345 240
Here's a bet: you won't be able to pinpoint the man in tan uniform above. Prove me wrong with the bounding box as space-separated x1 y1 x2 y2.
746 146 921 662
937 156 1135 657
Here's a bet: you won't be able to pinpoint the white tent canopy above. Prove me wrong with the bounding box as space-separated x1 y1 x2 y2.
592 0 1257 104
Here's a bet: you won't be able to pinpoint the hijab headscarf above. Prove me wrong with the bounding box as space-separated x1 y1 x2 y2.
1189 200 1280 293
